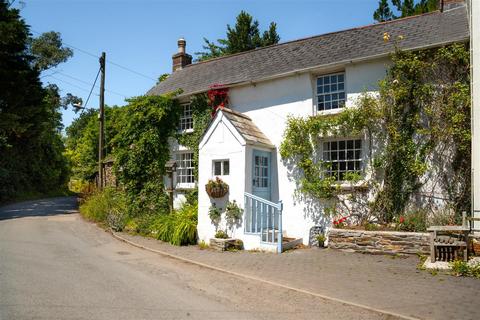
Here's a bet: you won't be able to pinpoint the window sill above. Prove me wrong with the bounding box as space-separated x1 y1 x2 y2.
315 107 345 117
177 128 194 134
175 183 196 190
333 181 369 192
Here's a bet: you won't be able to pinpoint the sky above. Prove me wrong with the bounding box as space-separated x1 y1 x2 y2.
16 0 379 129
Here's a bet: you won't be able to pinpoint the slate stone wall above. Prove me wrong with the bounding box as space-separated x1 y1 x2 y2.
328 229 430 255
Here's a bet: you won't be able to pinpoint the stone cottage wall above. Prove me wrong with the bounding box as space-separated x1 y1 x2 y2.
328 229 430 255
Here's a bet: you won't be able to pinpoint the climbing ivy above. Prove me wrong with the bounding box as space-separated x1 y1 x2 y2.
280 43 470 224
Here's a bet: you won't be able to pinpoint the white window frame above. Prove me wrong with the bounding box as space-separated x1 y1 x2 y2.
175 151 195 188
315 72 346 114
212 159 230 176
321 138 363 182
178 104 193 132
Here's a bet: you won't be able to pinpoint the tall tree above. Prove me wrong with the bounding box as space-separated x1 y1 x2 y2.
196 11 280 61
374 0 394 22
0 0 70 201
373 0 438 22
29 31 73 71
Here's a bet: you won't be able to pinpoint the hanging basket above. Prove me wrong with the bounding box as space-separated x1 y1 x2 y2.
205 178 229 198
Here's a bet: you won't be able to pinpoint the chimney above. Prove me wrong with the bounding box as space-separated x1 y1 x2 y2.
172 38 192 72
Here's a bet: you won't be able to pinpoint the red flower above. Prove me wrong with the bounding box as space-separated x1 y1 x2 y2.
399 216 405 224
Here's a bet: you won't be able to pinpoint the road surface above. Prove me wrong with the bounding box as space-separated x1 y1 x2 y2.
0 197 391 320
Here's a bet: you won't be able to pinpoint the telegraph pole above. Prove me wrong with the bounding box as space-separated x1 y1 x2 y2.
98 52 106 190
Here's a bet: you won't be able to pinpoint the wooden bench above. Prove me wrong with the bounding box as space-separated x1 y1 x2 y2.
427 225 469 263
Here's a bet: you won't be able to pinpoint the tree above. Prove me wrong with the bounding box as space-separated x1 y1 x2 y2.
29 31 73 71
0 0 70 202
373 0 394 22
196 11 280 61
373 0 438 22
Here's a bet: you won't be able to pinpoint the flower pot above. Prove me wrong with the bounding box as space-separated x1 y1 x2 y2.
205 184 229 198
318 241 325 248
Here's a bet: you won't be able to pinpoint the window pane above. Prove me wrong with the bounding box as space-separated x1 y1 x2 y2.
338 74 344 82
214 161 221 175
347 140 353 149
223 160 229 175
339 140 345 149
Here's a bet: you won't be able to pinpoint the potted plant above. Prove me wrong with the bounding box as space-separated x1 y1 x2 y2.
225 200 243 234
316 234 326 248
208 203 222 231
205 177 229 198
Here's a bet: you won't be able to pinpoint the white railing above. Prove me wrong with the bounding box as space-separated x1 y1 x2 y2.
244 192 283 253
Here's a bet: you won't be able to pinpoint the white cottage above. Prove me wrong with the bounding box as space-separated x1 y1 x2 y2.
148 3 469 252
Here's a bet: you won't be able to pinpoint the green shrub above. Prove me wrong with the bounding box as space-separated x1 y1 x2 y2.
450 260 480 278
150 202 198 246
171 202 198 245
215 230 229 239
396 210 427 232
80 188 125 224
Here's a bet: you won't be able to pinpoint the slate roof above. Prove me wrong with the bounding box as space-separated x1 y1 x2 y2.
148 6 468 98
220 108 274 147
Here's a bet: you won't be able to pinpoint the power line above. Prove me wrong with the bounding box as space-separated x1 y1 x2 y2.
47 76 97 94
31 30 157 82
83 67 101 111
56 71 128 98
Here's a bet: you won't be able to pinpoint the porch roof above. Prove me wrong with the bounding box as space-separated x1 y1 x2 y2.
221 108 274 148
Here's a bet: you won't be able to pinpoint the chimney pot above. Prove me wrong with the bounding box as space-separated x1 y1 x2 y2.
178 38 186 54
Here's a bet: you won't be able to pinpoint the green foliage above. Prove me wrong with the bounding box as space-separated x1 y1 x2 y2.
80 187 126 224
215 230 229 239
0 1 70 203
225 200 243 232
176 94 212 178
395 210 427 232
280 44 470 224
152 202 198 245
112 95 180 215
373 0 438 22
449 260 480 278
29 31 73 71
208 203 222 231
196 10 280 61
316 234 326 243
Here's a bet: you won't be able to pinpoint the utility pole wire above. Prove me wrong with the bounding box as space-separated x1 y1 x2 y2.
31 30 157 82
56 71 127 98
83 67 101 111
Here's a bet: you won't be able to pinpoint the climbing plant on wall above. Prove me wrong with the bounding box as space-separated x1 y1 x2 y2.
280 43 470 224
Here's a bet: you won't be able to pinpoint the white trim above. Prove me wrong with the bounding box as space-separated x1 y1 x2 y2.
212 159 230 176
199 110 247 149
314 71 346 114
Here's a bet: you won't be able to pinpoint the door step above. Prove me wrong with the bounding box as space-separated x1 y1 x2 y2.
282 237 303 251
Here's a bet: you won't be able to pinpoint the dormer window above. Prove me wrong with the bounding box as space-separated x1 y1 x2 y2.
317 73 345 111
179 104 193 131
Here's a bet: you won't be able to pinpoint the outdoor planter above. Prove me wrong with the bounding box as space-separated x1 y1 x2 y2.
209 238 243 251
205 177 229 198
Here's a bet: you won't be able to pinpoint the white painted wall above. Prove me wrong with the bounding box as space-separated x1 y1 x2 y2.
228 58 389 245
197 116 246 244
471 0 480 230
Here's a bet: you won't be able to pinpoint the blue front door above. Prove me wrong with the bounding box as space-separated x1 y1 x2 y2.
252 150 271 201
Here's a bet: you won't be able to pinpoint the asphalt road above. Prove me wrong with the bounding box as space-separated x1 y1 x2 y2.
0 197 391 320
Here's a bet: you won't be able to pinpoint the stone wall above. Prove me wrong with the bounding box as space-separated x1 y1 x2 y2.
328 229 430 255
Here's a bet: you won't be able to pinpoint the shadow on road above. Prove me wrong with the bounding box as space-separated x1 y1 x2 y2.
0 197 79 221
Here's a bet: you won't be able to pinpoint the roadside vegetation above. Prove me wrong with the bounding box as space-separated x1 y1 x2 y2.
0 1 82 204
